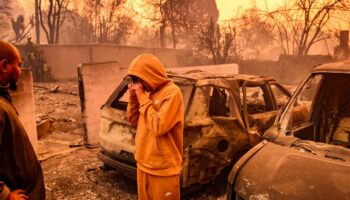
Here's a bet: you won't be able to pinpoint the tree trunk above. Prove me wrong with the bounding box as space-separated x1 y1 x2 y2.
55 3 61 44
35 0 40 44
169 0 176 49
171 21 176 48
160 24 165 48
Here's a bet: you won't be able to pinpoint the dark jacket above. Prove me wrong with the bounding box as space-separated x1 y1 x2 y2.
0 88 45 200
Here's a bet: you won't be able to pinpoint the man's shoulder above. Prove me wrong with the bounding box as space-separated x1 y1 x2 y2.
0 97 16 117
0 97 12 109
0 98 8 110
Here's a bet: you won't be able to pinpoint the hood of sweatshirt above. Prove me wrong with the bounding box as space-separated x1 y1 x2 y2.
127 54 170 90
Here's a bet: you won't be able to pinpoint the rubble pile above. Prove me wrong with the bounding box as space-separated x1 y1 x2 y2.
43 148 138 200
34 80 82 140
34 79 138 199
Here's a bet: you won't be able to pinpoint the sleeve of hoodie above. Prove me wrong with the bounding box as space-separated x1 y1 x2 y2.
138 90 182 136
0 181 10 200
127 95 140 127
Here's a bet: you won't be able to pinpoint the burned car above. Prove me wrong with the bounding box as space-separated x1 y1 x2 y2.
227 61 350 200
97 71 293 188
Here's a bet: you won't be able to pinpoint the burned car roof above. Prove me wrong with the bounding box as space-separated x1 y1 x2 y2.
168 71 276 85
312 60 350 73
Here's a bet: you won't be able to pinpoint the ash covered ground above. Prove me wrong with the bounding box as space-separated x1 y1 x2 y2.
35 80 227 200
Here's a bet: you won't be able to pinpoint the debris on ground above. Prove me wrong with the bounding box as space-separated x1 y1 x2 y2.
37 119 50 139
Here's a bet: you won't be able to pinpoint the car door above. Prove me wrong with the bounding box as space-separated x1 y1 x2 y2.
241 81 279 146
182 78 247 187
279 74 323 140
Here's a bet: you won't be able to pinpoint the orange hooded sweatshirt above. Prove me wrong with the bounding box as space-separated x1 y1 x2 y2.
127 54 184 176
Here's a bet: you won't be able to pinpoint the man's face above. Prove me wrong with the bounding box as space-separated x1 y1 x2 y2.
8 57 22 91
0 56 22 91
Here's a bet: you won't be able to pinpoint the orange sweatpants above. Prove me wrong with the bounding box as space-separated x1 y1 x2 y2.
137 168 180 200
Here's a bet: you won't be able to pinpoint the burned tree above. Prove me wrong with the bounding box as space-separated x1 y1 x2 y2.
196 18 237 64
95 0 132 43
11 15 34 44
59 10 93 43
38 0 70 44
238 8 275 59
265 0 349 56
110 15 134 44
79 0 133 44
80 0 103 42
141 0 183 48
35 0 40 44
180 0 219 48
140 0 218 48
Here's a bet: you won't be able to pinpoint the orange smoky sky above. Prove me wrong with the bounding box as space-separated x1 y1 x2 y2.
18 0 349 29
19 0 282 19
216 0 349 29
215 0 283 21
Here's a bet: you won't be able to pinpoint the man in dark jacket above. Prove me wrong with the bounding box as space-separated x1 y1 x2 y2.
0 41 45 200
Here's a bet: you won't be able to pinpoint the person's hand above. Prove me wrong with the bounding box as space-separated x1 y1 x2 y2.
8 189 28 200
132 82 145 97
128 83 136 97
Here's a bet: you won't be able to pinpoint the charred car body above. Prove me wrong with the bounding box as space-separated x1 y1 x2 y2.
98 71 293 188
227 61 350 199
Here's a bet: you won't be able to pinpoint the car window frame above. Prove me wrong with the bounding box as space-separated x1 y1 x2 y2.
241 81 276 116
278 73 324 135
189 85 238 119
268 82 292 110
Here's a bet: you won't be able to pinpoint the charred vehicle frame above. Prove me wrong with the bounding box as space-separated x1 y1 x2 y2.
97 71 293 188
227 61 350 200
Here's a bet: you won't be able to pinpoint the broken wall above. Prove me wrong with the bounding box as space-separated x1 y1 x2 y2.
78 61 126 146
17 44 192 80
10 69 37 151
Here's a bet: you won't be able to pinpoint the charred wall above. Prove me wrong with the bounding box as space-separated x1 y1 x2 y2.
239 55 333 85
78 61 124 146
16 44 193 80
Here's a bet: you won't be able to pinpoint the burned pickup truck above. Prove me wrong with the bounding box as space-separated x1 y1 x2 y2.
227 61 350 200
98 71 293 188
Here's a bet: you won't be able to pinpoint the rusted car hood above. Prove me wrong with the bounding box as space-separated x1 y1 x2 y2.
233 141 350 200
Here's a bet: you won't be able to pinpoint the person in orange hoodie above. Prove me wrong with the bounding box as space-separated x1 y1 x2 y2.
127 54 184 200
